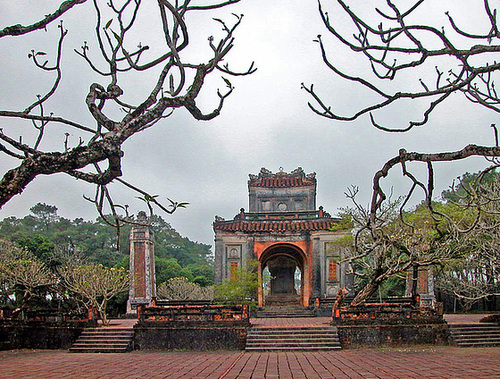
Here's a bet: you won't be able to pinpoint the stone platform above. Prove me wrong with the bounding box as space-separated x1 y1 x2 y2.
3 314 500 377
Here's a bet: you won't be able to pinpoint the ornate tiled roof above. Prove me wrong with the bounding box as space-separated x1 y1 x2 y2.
248 167 316 188
213 219 337 233
213 218 338 233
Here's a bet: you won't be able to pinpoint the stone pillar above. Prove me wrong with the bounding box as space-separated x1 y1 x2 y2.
127 212 156 314
405 266 436 307
258 261 263 307
318 237 326 298
214 234 224 283
311 236 322 299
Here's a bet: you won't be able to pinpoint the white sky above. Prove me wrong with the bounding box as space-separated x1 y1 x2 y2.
0 1 496 248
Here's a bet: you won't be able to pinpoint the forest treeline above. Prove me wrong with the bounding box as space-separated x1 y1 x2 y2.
0 203 214 287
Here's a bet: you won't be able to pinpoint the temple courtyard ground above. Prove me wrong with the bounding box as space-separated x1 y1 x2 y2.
2 315 499 378
1 346 500 378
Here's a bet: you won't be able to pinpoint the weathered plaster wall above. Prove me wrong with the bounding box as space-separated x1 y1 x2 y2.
249 186 316 212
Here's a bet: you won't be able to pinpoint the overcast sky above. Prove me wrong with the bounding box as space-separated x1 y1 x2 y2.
0 1 496 248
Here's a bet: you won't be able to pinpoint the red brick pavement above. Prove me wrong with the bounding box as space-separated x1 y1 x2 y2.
1 347 500 378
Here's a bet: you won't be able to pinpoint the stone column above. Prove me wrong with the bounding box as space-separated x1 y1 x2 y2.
214 233 224 283
127 212 156 314
311 236 322 299
405 266 436 307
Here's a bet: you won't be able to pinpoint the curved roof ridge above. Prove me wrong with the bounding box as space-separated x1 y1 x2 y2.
213 218 339 233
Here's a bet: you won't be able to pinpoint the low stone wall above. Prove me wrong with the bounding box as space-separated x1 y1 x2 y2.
0 319 450 350
134 321 248 350
0 321 87 350
337 323 450 348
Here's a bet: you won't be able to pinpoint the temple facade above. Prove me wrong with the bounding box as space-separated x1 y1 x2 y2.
213 168 351 307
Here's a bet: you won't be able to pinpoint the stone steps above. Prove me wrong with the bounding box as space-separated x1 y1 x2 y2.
264 294 301 307
449 324 500 347
255 306 315 318
69 328 134 353
246 326 341 351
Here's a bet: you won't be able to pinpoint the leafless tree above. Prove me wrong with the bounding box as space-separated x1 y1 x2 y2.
58 262 129 324
0 0 254 226
340 187 461 305
436 173 500 309
0 239 57 309
157 276 214 300
437 249 500 311
338 166 500 306
304 0 500 226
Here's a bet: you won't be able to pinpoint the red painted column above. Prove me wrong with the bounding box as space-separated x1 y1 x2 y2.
127 212 156 314
257 261 263 307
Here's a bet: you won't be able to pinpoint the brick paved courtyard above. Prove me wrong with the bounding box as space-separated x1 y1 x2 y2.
1 347 500 378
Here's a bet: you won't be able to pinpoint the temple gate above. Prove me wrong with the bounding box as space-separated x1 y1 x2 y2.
213 167 351 307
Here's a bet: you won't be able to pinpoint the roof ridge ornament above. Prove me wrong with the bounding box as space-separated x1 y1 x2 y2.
248 167 316 188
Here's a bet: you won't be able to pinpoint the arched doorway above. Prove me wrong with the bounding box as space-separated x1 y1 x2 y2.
259 244 307 306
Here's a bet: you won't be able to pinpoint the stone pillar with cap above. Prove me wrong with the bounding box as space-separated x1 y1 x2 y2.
127 211 156 314
405 266 436 308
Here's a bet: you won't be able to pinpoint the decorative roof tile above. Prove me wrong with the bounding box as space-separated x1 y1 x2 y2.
248 167 316 188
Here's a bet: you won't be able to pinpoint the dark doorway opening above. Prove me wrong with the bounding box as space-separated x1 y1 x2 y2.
261 244 305 306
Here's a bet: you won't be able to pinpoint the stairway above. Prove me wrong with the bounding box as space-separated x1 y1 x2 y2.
448 323 500 347
256 306 315 318
69 328 134 353
264 294 301 307
246 325 341 351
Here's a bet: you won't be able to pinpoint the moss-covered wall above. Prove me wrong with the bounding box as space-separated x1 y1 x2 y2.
0 321 86 350
337 323 450 347
134 322 248 350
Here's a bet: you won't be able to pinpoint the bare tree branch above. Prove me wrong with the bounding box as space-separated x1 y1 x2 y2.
0 0 254 220
307 0 500 130
0 0 88 38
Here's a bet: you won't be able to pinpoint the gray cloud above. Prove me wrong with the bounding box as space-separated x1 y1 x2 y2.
0 1 496 247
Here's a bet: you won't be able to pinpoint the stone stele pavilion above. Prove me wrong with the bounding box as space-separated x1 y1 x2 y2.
213 167 352 307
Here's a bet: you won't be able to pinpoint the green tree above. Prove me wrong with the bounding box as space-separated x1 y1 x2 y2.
15 235 55 263
29 203 59 231
155 257 190 284
215 260 258 306
436 172 500 310
341 168 500 306
186 263 215 286
442 170 500 204
0 204 215 289
150 214 212 266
